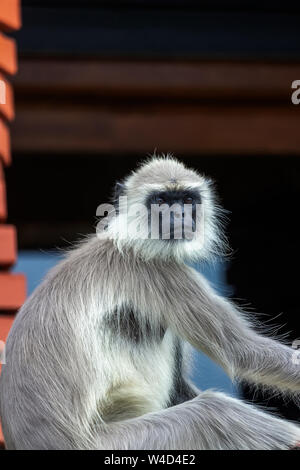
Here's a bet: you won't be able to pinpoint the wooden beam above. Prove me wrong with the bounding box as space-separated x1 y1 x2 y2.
0 73 14 121
14 58 300 101
0 33 17 75
0 0 21 32
0 274 26 311
11 59 300 155
0 119 11 165
11 104 300 155
0 225 17 267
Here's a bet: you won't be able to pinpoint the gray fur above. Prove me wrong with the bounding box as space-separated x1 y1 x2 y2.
0 155 299 450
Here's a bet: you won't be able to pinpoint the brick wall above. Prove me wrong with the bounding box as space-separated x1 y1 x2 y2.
0 0 25 448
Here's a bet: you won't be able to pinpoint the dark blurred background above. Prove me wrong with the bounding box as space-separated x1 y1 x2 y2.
5 1 300 420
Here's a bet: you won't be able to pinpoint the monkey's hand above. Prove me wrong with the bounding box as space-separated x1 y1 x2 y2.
290 442 300 450
234 339 300 403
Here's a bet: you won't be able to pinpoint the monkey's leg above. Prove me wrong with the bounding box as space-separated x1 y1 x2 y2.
96 391 300 450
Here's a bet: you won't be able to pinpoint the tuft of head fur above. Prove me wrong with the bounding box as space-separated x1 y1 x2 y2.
104 154 229 263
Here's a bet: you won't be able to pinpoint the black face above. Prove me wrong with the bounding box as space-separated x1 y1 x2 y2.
146 189 202 240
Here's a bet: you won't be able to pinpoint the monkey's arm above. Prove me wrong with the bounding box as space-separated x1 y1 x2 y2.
161 266 300 396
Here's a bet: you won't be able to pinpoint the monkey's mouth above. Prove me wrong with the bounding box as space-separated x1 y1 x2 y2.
158 218 196 241
160 233 196 241
155 227 196 241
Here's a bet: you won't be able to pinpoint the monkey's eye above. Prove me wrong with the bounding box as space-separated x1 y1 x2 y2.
156 197 166 205
184 197 193 204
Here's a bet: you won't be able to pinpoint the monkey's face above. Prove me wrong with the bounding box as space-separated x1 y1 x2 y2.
145 189 202 242
106 156 226 262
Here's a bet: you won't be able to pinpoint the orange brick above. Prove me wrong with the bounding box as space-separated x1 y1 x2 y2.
0 0 21 31
0 118 11 165
0 226 17 266
0 32 17 75
0 73 14 121
0 161 6 220
0 273 26 311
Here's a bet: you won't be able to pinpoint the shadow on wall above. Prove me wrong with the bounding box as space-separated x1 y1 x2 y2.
13 251 237 397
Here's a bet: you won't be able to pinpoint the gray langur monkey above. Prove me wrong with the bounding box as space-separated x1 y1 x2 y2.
0 155 300 450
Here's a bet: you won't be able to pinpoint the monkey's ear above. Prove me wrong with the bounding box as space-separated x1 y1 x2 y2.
113 181 126 203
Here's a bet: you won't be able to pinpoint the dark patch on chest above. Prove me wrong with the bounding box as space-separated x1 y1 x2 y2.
104 304 166 344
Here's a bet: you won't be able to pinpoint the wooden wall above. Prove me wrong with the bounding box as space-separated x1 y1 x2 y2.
11 58 300 156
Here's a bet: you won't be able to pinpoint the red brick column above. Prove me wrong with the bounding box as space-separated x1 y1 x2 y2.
0 0 26 448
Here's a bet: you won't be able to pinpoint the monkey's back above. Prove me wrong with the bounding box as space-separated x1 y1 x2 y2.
0 236 179 449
